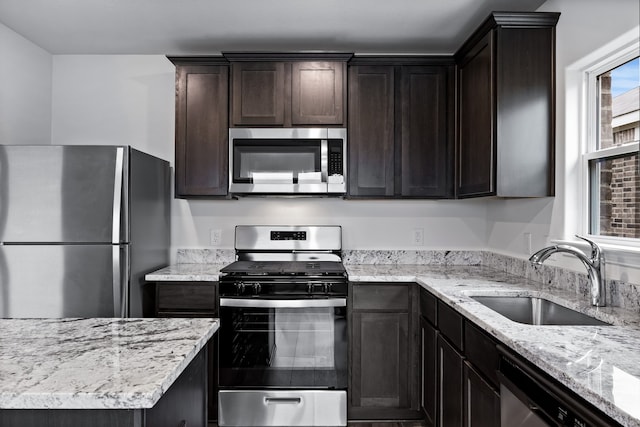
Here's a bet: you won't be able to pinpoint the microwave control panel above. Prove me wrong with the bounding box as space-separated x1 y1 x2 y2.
328 140 344 176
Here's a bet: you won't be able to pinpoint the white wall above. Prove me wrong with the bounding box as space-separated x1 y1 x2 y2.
0 23 52 145
487 0 640 280
50 55 490 258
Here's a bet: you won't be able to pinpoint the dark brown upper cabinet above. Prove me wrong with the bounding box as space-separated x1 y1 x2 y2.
455 12 560 198
169 57 229 198
348 58 455 198
225 53 350 127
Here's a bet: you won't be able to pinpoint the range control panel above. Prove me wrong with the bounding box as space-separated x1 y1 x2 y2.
271 231 307 241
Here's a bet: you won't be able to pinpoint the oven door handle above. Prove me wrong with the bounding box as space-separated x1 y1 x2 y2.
220 298 347 308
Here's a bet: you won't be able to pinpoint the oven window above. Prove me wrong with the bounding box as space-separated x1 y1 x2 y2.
219 305 347 389
232 139 321 182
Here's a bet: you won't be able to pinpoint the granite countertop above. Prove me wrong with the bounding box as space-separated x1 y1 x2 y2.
0 317 219 410
348 264 640 427
147 262 640 425
145 263 227 281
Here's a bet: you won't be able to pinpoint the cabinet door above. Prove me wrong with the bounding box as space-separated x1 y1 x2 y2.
348 66 395 197
457 31 495 197
438 334 464 427
231 62 286 126
350 283 421 419
400 66 453 197
175 65 229 197
155 282 219 423
421 317 438 426
464 362 500 427
292 61 345 125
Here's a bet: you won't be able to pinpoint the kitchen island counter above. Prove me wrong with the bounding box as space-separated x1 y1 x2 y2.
0 317 218 410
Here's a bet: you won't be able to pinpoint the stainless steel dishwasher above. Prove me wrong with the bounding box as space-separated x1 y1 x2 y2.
498 348 621 427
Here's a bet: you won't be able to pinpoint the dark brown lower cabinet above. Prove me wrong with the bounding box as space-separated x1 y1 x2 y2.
155 282 219 423
349 283 421 420
464 362 500 427
420 287 499 427
421 317 438 426
438 334 464 427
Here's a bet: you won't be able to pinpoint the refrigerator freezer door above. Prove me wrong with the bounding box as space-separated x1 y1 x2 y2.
0 145 128 244
0 244 128 318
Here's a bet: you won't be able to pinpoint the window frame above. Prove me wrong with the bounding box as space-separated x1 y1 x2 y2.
581 45 640 248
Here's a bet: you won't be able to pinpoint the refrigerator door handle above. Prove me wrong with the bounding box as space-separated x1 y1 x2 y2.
112 147 125 244
113 245 129 317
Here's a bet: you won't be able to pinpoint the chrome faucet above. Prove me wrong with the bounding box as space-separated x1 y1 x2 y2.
529 236 606 307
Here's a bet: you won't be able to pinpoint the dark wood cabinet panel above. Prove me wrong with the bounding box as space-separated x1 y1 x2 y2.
438 334 464 427
155 282 219 423
351 311 410 410
400 66 453 197
464 362 500 427
352 283 409 311
348 66 396 197
348 61 453 198
228 54 349 127
455 12 559 198
420 287 438 326
438 300 464 352
496 26 555 196
156 282 217 312
172 61 229 197
231 62 286 126
421 317 438 426
457 33 494 197
464 322 499 388
292 61 345 125
349 283 421 420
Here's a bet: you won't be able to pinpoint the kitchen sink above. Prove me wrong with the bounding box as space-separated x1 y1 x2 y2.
470 296 611 326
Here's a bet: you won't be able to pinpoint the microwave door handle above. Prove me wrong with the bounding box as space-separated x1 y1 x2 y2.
321 139 328 181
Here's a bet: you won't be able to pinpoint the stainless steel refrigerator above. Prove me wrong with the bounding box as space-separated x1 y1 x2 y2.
0 145 170 318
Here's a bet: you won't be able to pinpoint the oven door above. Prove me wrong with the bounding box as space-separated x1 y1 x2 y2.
219 297 348 390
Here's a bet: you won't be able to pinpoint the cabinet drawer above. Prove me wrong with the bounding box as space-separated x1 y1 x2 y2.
420 287 437 326
464 322 499 388
156 283 217 312
352 283 409 311
438 301 464 351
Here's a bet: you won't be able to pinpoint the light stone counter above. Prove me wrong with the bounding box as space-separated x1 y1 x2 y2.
0 317 218 409
145 260 640 426
145 263 226 281
347 264 640 427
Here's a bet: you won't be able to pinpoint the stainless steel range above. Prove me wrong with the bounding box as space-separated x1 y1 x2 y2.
218 225 348 427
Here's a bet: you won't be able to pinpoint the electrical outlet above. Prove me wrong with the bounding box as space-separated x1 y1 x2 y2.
412 228 424 246
210 229 222 246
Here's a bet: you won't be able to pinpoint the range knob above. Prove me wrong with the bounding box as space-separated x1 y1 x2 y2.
252 283 262 295
235 282 246 294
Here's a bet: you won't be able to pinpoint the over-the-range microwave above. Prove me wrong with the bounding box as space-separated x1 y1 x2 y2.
228 128 347 195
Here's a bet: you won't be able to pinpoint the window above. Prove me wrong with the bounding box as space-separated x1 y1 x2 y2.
585 55 640 240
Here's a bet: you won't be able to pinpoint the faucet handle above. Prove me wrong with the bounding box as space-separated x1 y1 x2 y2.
575 235 602 261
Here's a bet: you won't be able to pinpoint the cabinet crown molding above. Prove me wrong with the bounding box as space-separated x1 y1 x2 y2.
222 52 353 62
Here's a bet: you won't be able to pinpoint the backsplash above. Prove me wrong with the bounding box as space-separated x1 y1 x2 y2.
175 248 640 312
341 250 483 265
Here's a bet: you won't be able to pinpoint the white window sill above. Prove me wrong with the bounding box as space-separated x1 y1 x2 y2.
551 237 640 269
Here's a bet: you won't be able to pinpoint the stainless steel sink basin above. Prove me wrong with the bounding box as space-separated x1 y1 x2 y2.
470 296 611 326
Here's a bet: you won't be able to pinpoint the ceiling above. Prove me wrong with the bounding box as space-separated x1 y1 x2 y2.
0 0 547 55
